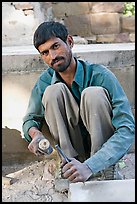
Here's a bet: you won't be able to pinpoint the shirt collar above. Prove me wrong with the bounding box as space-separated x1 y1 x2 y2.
51 71 60 84
51 58 84 87
74 58 84 88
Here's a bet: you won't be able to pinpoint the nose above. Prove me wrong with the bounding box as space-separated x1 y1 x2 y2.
49 50 57 60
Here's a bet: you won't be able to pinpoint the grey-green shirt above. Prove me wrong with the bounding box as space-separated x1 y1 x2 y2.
22 58 135 173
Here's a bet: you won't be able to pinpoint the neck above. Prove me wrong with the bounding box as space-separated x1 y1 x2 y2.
59 57 76 87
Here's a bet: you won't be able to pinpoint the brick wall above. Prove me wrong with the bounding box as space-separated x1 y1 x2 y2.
2 2 135 46
51 2 135 43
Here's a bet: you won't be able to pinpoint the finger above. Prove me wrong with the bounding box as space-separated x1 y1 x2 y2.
37 148 47 155
62 162 73 173
63 166 77 178
35 150 43 156
60 158 67 167
71 177 81 183
70 174 83 183
63 168 72 178
28 144 34 153
66 170 79 181
28 144 38 155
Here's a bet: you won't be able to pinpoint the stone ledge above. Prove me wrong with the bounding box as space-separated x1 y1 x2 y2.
2 43 135 73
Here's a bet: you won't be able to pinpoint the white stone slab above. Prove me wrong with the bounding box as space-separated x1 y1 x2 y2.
68 179 135 202
2 43 135 56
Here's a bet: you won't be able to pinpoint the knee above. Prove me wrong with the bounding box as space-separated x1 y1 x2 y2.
81 86 109 105
82 86 105 98
42 83 66 104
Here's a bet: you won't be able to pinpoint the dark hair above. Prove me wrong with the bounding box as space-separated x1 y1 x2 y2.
33 21 69 50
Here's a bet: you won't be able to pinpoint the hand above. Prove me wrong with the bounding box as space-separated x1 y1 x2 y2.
28 134 45 156
61 158 92 183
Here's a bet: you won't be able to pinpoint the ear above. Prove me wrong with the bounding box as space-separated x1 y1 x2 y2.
66 35 74 48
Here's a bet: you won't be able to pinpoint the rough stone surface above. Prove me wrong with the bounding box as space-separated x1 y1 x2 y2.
2 159 68 202
2 153 135 202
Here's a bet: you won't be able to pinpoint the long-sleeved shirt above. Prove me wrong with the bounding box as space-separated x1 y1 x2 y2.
22 58 135 173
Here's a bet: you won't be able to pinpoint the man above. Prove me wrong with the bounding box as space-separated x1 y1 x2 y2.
22 21 135 183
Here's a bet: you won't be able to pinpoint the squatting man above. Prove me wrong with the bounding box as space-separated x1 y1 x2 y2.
22 21 135 183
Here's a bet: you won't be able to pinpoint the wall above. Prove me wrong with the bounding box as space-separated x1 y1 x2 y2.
2 2 135 46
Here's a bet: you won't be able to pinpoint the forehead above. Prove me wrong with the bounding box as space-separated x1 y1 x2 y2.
38 37 64 51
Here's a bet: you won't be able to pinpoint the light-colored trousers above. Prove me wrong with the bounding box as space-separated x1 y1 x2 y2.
42 82 114 160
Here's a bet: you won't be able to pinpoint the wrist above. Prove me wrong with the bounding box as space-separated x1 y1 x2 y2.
28 127 43 139
83 163 93 181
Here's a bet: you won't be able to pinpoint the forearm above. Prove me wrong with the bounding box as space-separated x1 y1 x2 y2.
22 116 44 142
84 127 135 173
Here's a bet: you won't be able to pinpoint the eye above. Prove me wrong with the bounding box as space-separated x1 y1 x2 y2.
53 43 59 49
40 50 49 56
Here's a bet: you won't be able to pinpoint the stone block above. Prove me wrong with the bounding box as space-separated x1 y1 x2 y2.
64 14 92 37
90 13 120 34
96 34 115 43
24 10 34 16
115 33 129 43
13 2 33 10
68 179 135 202
129 33 135 42
52 2 90 18
73 36 88 44
85 35 97 44
121 16 135 32
91 2 124 13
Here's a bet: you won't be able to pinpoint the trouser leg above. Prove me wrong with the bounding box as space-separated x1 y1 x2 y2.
80 86 114 156
42 82 85 158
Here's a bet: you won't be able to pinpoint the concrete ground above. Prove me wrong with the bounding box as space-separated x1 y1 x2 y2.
2 152 135 202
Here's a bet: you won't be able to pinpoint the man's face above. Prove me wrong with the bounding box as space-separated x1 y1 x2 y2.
38 36 73 72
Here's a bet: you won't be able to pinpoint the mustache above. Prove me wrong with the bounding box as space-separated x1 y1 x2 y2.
51 56 64 66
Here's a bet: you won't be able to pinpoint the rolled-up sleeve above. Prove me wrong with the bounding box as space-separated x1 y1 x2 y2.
22 84 45 142
84 69 135 173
